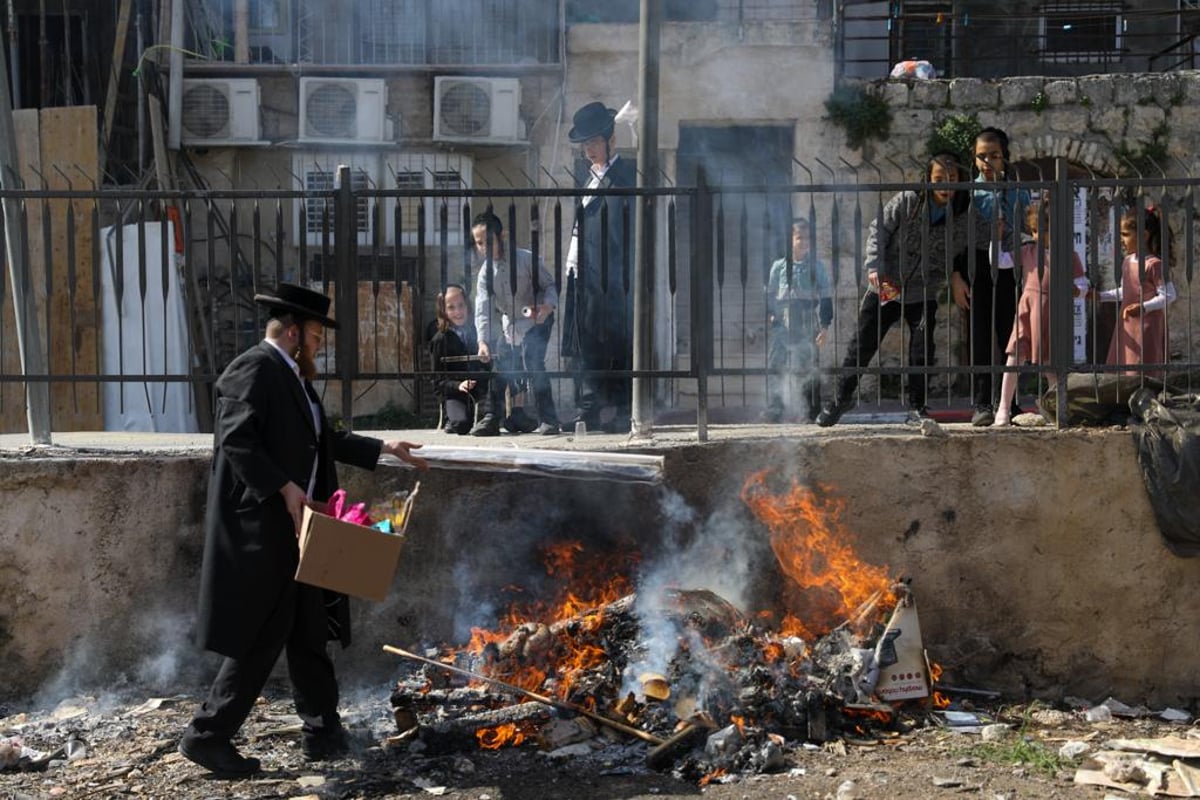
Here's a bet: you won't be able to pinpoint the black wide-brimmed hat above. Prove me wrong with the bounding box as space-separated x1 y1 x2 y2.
568 101 617 143
253 282 339 329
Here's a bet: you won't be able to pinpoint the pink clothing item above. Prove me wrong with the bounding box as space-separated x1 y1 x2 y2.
1107 254 1169 377
1005 242 1085 364
326 488 372 526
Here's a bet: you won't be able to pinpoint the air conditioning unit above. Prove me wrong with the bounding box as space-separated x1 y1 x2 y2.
299 77 388 143
180 78 262 145
433 76 521 144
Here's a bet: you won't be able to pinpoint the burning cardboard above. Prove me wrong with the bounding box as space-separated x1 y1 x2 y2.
387 472 945 778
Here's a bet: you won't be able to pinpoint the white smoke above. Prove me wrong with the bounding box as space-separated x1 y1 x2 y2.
621 488 760 700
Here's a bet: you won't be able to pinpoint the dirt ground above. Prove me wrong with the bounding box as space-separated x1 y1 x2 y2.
1 678 1189 800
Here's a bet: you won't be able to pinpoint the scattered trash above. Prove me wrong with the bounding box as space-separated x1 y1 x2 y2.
1075 736 1200 796
1160 707 1191 723
889 59 936 79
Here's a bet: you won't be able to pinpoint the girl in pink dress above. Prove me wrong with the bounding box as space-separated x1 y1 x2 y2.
993 201 1088 426
1098 205 1177 378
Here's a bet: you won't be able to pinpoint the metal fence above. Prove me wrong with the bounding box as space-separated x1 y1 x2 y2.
1 160 1196 438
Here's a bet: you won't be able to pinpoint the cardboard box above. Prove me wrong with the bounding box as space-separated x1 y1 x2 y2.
295 487 417 602
872 595 930 702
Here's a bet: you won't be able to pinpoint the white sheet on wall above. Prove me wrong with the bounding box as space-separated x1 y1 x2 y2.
99 223 199 432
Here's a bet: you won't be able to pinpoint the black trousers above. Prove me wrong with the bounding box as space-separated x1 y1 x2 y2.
484 316 558 424
834 292 937 409
185 581 339 744
964 266 1018 408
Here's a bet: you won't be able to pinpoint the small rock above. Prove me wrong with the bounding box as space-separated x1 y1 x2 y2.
1058 740 1090 759
981 724 1011 742
919 418 945 437
932 776 962 787
297 775 326 787
1086 705 1113 722
1030 709 1072 726
835 779 858 800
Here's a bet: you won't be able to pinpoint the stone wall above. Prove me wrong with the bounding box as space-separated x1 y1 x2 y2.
880 72 1200 177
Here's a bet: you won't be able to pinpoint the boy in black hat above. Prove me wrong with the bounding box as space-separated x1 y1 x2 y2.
179 282 425 777
561 101 636 433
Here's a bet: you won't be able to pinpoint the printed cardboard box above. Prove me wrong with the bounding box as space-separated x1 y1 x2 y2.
295 486 417 602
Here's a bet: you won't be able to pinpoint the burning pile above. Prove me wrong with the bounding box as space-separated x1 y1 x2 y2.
387 470 943 780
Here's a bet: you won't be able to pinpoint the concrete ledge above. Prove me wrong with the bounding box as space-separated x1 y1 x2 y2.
2 426 1195 708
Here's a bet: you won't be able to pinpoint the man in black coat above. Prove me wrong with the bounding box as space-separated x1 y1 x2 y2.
179 283 425 777
561 101 636 433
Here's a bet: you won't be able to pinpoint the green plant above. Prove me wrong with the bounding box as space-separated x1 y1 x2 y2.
927 113 981 164
824 85 893 150
961 704 1074 778
1113 122 1172 175
1031 91 1049 113
1079 94 1092 108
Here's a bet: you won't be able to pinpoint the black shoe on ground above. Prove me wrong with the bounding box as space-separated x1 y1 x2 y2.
178 735 261 778
970 405 995 427
816 399 851 428
905 406 933 426
534 421 560 435
302 727 351 762
469 414 501 436
502 408 539 434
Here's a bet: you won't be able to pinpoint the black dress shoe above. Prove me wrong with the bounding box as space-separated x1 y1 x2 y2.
816 399 851 428
469 414 501 436
302 728 351 761
503 408 539 434
178 735 261 778
970 405 995 427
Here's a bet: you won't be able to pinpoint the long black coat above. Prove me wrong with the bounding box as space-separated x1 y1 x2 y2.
562 157 636 361
195 341 382 659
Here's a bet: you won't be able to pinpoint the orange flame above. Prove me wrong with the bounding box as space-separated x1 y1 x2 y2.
845 706 893 723
476 722 526 750
741 471 896 639
929 661 950 709
699 767 728 787
458 540 639 698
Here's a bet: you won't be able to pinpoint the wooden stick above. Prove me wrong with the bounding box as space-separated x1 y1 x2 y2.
438 354 487 363
383 644 663 746
645 721 709 770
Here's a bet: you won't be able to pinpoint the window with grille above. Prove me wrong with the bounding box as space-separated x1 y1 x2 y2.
294 153 380 246
386 154 473 246
1039 1 1124 62
303 167 372 237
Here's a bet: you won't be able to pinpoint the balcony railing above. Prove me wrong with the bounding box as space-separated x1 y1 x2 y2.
185 0 561 68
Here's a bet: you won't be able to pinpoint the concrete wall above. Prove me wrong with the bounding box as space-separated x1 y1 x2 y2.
3 431 1198 709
